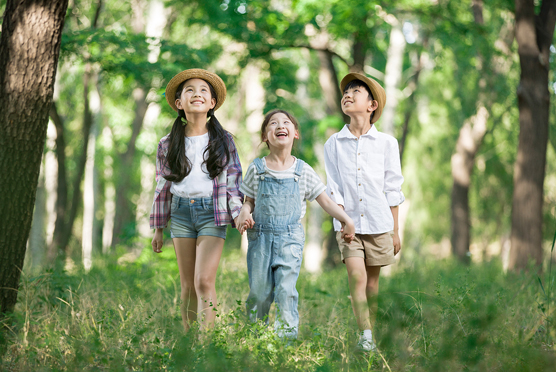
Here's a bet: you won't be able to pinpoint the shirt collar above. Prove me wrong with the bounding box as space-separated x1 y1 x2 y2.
337 124 378 139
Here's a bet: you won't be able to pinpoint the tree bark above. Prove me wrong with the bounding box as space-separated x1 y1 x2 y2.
0 0 69 315
509 0 556 271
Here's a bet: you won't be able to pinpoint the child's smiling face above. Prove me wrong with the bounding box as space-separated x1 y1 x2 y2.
175 78 216 115
262 112 299 150
341 83 377 118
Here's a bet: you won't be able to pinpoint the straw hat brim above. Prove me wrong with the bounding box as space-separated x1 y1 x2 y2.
340 72 386 124
165 69 227 112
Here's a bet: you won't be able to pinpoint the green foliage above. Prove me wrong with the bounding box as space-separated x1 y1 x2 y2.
2 250 556 371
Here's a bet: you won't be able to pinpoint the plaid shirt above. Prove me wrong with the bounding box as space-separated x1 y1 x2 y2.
149 132 244 229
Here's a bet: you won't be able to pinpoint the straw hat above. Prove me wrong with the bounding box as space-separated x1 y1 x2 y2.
165 69 227 112
340 72 386 124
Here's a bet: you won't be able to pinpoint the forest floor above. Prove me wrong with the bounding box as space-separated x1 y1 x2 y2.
1 237 555 371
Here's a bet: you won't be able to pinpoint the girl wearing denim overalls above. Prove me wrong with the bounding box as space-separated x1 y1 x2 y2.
237 109 355 339
150 69 243 333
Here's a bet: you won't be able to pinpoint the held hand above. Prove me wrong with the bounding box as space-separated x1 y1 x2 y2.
341 219 355 244
393 231 401 255
237 211 255 235
151 229 163 253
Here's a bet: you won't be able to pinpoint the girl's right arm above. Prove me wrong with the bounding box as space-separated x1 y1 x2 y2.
237 197 255 235
315 192 354 243
323 139 345 208
150 136 172 251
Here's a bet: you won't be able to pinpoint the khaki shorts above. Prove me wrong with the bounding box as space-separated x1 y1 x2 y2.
336 231 396 267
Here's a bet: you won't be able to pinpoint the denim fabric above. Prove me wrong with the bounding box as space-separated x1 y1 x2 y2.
170 196 227 239
246 158 305 338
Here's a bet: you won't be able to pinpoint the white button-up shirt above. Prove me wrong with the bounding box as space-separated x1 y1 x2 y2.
324 125 405 234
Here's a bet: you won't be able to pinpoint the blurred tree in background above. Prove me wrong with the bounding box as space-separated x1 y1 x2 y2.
1 0 555 313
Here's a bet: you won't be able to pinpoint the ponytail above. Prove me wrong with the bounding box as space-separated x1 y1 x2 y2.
164 108 191 182
204 108 231 179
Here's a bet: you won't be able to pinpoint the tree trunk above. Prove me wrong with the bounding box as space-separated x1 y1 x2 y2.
450 107 489 263
306 45 345 272
49 102 69 258
509 0 556 271
450 0 491 264
57 65 95 253
82 80 101 270
0 0 69 315
112 87 148 244
399 49 425 165
381 22 406 136
50 0 103 256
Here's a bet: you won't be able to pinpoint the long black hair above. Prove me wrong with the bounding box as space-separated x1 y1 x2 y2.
164 79 230 182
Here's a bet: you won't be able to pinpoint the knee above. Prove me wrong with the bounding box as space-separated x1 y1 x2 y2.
349 270 367 288
366 281 379 295
194 274 215 295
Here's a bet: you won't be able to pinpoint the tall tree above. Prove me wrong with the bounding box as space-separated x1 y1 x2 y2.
0 0 69 314
509 0 556 270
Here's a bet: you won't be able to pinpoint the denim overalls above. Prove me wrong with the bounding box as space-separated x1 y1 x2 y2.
246 157 305 339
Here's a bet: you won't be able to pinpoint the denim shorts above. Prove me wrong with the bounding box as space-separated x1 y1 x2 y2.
170 196 227 240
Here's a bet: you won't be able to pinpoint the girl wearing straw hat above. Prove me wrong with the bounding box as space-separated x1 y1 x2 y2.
150 69 243 332
324 73 404 351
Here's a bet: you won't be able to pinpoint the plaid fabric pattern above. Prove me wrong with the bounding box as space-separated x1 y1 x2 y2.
149 132 243 229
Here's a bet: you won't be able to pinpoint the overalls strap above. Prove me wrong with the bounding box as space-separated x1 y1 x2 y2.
253 157 266 176
293 159 305 181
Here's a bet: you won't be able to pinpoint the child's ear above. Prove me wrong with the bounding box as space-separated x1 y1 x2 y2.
367 100 378 112
294 131 299 139
210 97 216 109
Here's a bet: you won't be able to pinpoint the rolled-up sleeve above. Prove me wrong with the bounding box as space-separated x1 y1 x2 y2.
384 137 405 206
324 138 345 207
150 138 172 229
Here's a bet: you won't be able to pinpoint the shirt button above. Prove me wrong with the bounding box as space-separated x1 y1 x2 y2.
361 214 364 217
358 168 360 170
358 183 361 186
331 192 334 195
360 199 362 201
358 153 360 155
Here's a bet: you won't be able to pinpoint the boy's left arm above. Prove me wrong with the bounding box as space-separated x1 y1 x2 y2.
315 192 355 243
384 137 403 255
390 205 401 255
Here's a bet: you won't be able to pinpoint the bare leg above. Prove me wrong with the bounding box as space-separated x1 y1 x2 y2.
173 237 198 332
194 235 225 330
365 266 381 330
345 257 372 331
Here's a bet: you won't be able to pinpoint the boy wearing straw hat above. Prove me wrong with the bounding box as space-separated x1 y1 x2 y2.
324 72 405 352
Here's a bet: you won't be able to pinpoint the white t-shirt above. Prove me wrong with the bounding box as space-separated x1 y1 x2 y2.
170 133 213 198
240 157 326 220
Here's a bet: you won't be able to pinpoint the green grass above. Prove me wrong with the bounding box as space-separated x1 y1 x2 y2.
1 244 555 371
